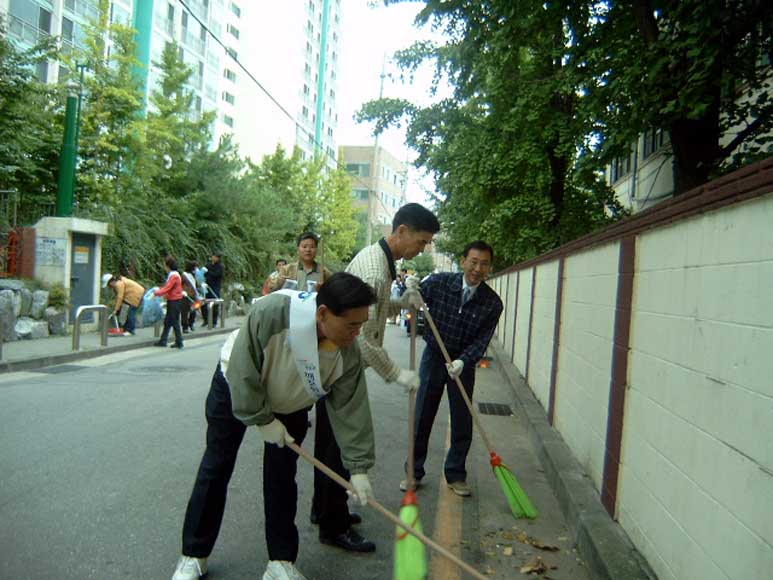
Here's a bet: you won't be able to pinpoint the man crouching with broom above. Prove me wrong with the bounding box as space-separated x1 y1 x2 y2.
171 272 378 580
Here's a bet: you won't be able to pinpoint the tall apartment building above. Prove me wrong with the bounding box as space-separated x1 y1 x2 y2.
238 0 341 165
2 0 241 147
133 0 241 144
341 144 408 231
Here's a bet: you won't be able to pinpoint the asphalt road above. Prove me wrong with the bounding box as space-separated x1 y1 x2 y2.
0 325 458 580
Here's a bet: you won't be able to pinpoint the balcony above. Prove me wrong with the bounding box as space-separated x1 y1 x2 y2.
181 28 205 55
7 14 50 46
63 0 101 23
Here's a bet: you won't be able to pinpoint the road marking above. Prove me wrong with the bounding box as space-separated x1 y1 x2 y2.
431 419 463 580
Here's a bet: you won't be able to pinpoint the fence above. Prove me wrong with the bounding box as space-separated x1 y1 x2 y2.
488 157 773 580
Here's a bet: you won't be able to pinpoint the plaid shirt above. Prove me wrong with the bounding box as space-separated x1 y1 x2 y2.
421 272 503 367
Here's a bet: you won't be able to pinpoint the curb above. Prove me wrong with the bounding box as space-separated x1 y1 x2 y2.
0 325 237 374
491 344 656 580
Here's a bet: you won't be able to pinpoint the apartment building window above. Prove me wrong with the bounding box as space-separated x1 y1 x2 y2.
308 132 314 145
167 3 174 22
182 11 189 29
222 91 235 105
227 23 240 39
642 128 668 160
36 60 48 82
327 127 333 137
611 150 633 182
306 41 312 55
307 20 313 33
329 88 335 99
226 47 237 60
194 96 202 112
223 114 234 128
302 105 309 118
345 163 370 177
352 189 369 201
224 68 236 82
229 2 241 17
304 62 311 76
303 84 310 95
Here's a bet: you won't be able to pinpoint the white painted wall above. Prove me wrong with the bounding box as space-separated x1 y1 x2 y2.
527 261 559 410
618 193 773 580
553 243 619 492
505 272 518 362
513 267 533 376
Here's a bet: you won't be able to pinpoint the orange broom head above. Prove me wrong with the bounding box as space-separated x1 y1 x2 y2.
401 489 419 507
192 300 203 310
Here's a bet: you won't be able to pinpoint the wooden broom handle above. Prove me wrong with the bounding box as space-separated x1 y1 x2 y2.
287 442 487 580
419 299 496 455
407 307 417 490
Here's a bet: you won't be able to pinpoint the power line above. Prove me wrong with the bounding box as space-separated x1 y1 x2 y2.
178 1 407 220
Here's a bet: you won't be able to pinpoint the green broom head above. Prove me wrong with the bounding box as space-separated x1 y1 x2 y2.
490 452 538 520
393 490 428 580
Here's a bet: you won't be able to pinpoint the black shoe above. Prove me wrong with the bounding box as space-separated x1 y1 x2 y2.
170 343 184 349
319 528 375 553
310 511 362 526
153 341 167 347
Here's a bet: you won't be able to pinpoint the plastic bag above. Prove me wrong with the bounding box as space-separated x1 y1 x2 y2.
142 287 165 326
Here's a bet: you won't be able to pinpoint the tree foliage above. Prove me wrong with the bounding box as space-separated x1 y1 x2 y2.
363 0 771 267
0 18 358 289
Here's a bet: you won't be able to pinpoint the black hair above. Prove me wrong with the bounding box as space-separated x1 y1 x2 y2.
317 272 376 315
276 258 287 266
462 240 494 262
297 231 319 246
392 203 440 234
185 260 198 273
165 256 179 271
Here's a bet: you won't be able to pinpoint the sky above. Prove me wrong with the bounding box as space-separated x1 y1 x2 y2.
336 1 450 205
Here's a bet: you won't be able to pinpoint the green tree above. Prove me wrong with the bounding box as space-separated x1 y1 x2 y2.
359 1 622 267
0 22 61 224
578 0 772 193
403 252 435 278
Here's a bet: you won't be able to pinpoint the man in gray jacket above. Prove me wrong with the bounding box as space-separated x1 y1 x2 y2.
171 273 378 580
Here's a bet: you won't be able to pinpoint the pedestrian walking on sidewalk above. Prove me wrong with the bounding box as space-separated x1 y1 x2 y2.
154 257 184 349
170 273 378 580
401 240 503 497
202 251 224 326
305 203 439 552
102 273 145 336
180 261 202 333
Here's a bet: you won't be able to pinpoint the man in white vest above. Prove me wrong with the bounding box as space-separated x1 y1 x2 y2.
171 272 378 580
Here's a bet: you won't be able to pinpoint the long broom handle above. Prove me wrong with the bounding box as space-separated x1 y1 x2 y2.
287 442 488 580
407 307 417 490
419 299 496 455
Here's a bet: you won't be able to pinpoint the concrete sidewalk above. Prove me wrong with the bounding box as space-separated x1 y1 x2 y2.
0 315 246 373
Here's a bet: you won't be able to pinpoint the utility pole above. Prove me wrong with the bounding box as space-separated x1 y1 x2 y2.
367 56 387 246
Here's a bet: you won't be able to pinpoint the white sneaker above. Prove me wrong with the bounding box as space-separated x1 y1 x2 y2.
172 555 207 580
262 560 308 580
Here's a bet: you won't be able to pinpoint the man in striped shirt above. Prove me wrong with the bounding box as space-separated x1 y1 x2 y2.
309 203 440 551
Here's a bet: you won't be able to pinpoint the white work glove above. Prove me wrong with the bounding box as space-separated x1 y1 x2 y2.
182 291 188 298
257 418 294 447
446 359 464 379
400 288 423 309
395 369 420 393
404 275 420 291
350 473 374 506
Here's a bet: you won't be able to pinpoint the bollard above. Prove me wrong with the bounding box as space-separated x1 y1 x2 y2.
72 305 110 351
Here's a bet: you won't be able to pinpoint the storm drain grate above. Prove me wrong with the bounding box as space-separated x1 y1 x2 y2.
477 402 512 416
34 364 87 374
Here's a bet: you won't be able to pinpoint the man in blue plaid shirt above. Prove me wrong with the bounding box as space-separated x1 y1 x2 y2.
401 240 503 496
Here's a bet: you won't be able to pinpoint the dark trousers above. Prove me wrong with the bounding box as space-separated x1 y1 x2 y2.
180 299 192 331
181 367 310 561
311 400 352 537
122 305 138 334
411 347 476 484
159 298 184 346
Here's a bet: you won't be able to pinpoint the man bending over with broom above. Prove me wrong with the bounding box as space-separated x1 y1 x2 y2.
401 240 502 497
171 272 378 580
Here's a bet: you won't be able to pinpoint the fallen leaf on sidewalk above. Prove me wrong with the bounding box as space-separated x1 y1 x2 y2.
515 532 559 551
520 555 557 575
